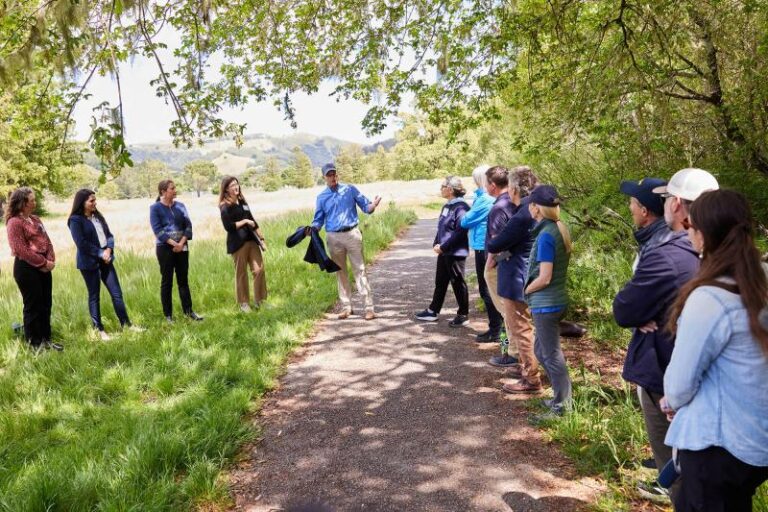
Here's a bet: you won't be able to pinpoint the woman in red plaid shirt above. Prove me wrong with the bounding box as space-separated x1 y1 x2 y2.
4 187 63 351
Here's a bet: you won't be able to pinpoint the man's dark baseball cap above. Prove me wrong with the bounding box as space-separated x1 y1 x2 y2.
620 178 666 217
322 163 337 176
529 184 560 207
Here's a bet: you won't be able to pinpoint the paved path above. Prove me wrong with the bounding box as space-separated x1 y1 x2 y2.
230 219 602 512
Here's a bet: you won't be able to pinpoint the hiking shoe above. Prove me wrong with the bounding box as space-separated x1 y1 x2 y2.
364 311 376 321
240 303 252 313
448 315 469 328
338 309 353 320
636 481 670 504
127 325 146 333
415 309 438 322
530 408 564 424
641 458 657 470
476 330 501 343
44 340 64 352
98 331 112 342
505 364 524 379
488 354 519 367
503 379 543 394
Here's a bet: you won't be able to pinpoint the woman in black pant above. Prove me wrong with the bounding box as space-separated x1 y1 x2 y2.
149 179 203 322
415 176 471 327
4 187 62 351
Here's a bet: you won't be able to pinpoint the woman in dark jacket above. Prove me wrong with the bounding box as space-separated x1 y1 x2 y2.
415 176 471 327
149 179 203 322
68 189 142 340
5 186 62 351
219 176 267 312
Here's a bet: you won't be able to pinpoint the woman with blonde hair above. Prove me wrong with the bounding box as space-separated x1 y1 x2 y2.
219 176 267 312
524 185 572 415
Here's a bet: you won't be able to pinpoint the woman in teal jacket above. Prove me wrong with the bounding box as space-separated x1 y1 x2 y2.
525 185 573 415
460 165 503 341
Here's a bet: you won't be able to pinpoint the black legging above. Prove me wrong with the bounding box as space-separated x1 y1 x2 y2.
429 254 469 315
13 258 52 346
156 245 193 317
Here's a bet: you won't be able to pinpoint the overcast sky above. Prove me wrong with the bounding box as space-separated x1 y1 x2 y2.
72 57 406 146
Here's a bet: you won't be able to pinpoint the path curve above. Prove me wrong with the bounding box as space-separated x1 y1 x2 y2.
230 219 603 512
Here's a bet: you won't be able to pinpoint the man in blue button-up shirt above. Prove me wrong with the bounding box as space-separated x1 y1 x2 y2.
311 163 381 320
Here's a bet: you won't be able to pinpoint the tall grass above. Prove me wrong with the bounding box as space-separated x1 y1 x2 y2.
0 207 415 511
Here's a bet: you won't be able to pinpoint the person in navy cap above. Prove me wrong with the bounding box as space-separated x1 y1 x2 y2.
613 177 700 503
310 163 381 320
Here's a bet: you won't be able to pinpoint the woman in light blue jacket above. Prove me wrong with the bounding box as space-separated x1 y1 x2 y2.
459 165 503 342
662 190 768 511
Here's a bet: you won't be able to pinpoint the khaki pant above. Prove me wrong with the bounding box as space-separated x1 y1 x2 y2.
503 298 539 385
232 241 267 304
484 265 506 319
327 228 374 312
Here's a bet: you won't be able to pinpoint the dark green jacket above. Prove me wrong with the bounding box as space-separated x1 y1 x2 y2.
525 219 570 309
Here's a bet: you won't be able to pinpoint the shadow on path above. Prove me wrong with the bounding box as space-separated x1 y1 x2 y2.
230 219 602 512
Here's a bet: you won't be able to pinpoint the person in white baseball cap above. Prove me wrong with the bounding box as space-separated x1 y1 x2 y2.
653 168 719 232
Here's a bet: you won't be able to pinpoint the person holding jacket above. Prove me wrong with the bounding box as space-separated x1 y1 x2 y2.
5 187 62 351
219 176 267 312
486 166 541 393
661 190 768 511
415 177 471 327
68 189 142 340
149 179 203 322
459 165 503 342
524 185 572 415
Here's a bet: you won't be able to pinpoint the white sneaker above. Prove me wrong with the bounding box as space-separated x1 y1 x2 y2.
99 331 112 342
127 325 146 333
240 303 252 313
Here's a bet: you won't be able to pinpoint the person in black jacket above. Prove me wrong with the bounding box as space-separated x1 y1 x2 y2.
415 177 471 327
219 176 267 312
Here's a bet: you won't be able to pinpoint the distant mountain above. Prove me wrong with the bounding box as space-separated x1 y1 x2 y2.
108 133 395 176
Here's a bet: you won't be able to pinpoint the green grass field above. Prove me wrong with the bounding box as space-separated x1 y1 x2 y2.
0 207 415 511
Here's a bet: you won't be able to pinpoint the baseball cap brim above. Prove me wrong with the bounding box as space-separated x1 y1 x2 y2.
652 185 667 195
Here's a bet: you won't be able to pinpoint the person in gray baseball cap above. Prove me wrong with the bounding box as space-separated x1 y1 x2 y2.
309 163 381 320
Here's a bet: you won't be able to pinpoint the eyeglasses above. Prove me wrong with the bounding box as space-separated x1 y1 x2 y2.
682 217 695 230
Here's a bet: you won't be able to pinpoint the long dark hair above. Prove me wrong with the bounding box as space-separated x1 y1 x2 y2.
67 189 109 230
667 189 768 352
218 176 247 206
4 187 34 222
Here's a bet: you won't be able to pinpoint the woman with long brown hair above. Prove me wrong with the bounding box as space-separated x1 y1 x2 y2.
218 176 267 312
662 189 768 511
4 187 62 351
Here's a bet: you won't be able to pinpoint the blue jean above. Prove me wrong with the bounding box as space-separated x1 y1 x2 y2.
532 309 572 411
80 262 130 331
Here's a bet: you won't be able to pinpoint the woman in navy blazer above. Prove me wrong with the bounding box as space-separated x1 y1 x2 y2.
68 189 141 340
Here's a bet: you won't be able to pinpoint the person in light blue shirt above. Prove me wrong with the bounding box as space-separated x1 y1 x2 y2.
310 163 381 320
661 190 768 511
460 165 503 342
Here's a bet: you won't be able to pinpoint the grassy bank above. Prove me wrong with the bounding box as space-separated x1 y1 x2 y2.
0 206 416 511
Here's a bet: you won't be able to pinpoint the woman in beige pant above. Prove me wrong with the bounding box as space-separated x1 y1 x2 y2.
219 176 267 312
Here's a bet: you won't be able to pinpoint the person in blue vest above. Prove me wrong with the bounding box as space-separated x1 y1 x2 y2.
310 163 381 320
415 176 471 326
524 185 572 416
149 179 203 322
459 165 503 341
68 189 143 340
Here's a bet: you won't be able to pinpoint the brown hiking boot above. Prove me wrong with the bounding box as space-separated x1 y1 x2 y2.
502 379 543 394
506 364 524 379
338 310 353 320
364 311 376 321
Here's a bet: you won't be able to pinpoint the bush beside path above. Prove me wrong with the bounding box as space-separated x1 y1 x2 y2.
230 219 603 512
